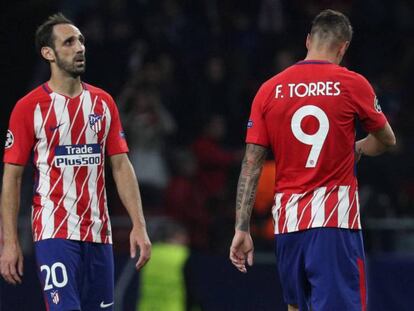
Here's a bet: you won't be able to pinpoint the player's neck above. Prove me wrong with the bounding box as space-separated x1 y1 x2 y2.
48 72 83 98
304 51 340 65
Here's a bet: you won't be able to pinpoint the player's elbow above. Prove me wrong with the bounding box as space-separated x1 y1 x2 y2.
373 123 396 149
382 134 396 148
388 136 397 147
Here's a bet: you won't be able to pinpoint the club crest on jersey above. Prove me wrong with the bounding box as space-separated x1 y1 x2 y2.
5 130 14 149
51 290 60 305
247 120 254 128
89 114 102 133
374 96 382 113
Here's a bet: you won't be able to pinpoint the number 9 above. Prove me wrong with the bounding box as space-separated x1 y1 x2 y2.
291 105 329 168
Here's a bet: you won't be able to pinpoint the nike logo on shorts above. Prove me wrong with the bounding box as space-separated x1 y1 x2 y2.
100 301 114 308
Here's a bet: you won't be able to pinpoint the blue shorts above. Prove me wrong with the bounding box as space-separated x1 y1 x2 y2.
34 239 114 311
275 228 367 311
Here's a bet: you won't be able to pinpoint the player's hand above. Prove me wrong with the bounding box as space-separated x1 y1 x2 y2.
229 230 254 273
130 226 152 270
355 143 363 163
0 242 24 285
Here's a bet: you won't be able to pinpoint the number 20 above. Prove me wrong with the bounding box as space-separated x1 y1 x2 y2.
40 262 68 290
290 105 329 168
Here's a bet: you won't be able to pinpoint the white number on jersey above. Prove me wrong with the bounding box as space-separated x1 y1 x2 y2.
40 262 69 290
291 105 329 168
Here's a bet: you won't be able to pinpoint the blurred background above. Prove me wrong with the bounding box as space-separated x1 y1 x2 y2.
0 0 413 310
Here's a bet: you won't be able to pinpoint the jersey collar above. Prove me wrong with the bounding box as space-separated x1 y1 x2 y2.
42 82 87 98
296 60 332 65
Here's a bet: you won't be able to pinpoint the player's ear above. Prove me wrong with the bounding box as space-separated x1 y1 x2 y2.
306 34 311 50
338 41 350 58
41 46 55 62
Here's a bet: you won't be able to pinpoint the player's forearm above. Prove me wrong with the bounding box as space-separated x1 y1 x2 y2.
355 134 393 157
1 170 22 245
356 123 396 157
111 158 147 229
235 144 267 232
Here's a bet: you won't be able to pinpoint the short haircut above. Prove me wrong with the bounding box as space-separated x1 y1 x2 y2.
310 9 353 47
35 13 74 53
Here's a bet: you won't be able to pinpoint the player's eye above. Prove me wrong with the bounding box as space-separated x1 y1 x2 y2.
64 38 74 46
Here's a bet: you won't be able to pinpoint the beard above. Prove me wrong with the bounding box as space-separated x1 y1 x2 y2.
55 53 86 78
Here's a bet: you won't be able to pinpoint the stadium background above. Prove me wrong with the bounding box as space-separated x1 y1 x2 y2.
0 0 413 310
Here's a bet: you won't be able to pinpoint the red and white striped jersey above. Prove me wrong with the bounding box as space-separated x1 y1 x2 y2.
4 82 129 243
246 60 388 234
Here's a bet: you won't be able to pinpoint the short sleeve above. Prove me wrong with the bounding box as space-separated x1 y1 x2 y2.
245 84 270 147
350 75 387 132
106 97 129 156
3 99 35 165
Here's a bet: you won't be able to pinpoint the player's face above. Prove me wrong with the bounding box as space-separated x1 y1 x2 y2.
52 24 86 77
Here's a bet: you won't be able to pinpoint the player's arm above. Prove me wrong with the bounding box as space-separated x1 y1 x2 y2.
0 163 24 285
235 143 268 231
109 153 151 270
351 75 396 158
355 122 396 157
230 143 267 273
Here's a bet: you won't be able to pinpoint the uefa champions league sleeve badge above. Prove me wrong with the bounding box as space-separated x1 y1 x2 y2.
5 130 14 149
374 96 382 113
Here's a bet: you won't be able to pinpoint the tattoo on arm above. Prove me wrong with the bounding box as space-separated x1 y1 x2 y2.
235 144 267 232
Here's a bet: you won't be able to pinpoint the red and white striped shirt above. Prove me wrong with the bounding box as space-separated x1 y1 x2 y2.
4 82 128 243
246 61 388 234
272 184 360 234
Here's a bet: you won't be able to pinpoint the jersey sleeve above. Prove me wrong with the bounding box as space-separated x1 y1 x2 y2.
3 99 35 165
106 97 129 156
350 75 387 132
245 84 270 147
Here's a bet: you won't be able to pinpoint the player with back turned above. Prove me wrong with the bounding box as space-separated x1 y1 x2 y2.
230 9 396 311
0 13 151 310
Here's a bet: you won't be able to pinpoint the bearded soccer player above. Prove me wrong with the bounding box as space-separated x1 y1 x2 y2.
0 13 151 310
230 9 396 311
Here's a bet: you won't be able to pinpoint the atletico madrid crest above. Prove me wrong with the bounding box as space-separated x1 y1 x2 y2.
89 114 102 133
51 290 60 305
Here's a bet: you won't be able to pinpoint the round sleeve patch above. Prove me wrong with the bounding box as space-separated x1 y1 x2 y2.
374 96 382 113
5 130 14 149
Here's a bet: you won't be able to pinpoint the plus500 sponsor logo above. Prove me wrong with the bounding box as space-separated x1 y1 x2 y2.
54 144 101 167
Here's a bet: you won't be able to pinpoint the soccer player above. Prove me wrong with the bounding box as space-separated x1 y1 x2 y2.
229 9 396 311
0 13 151 310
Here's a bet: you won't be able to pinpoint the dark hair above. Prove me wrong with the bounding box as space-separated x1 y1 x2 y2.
35 13 74 53
310 9 353 47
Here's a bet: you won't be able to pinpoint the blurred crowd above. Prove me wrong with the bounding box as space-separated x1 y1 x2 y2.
6 0 414 254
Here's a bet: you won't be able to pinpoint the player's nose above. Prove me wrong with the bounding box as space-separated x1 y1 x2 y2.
74 40 85 53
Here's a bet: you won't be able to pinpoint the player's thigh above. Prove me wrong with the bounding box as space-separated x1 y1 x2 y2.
275 232 311 310
306 228 366 311
34 239 82 311
81 243 114 311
